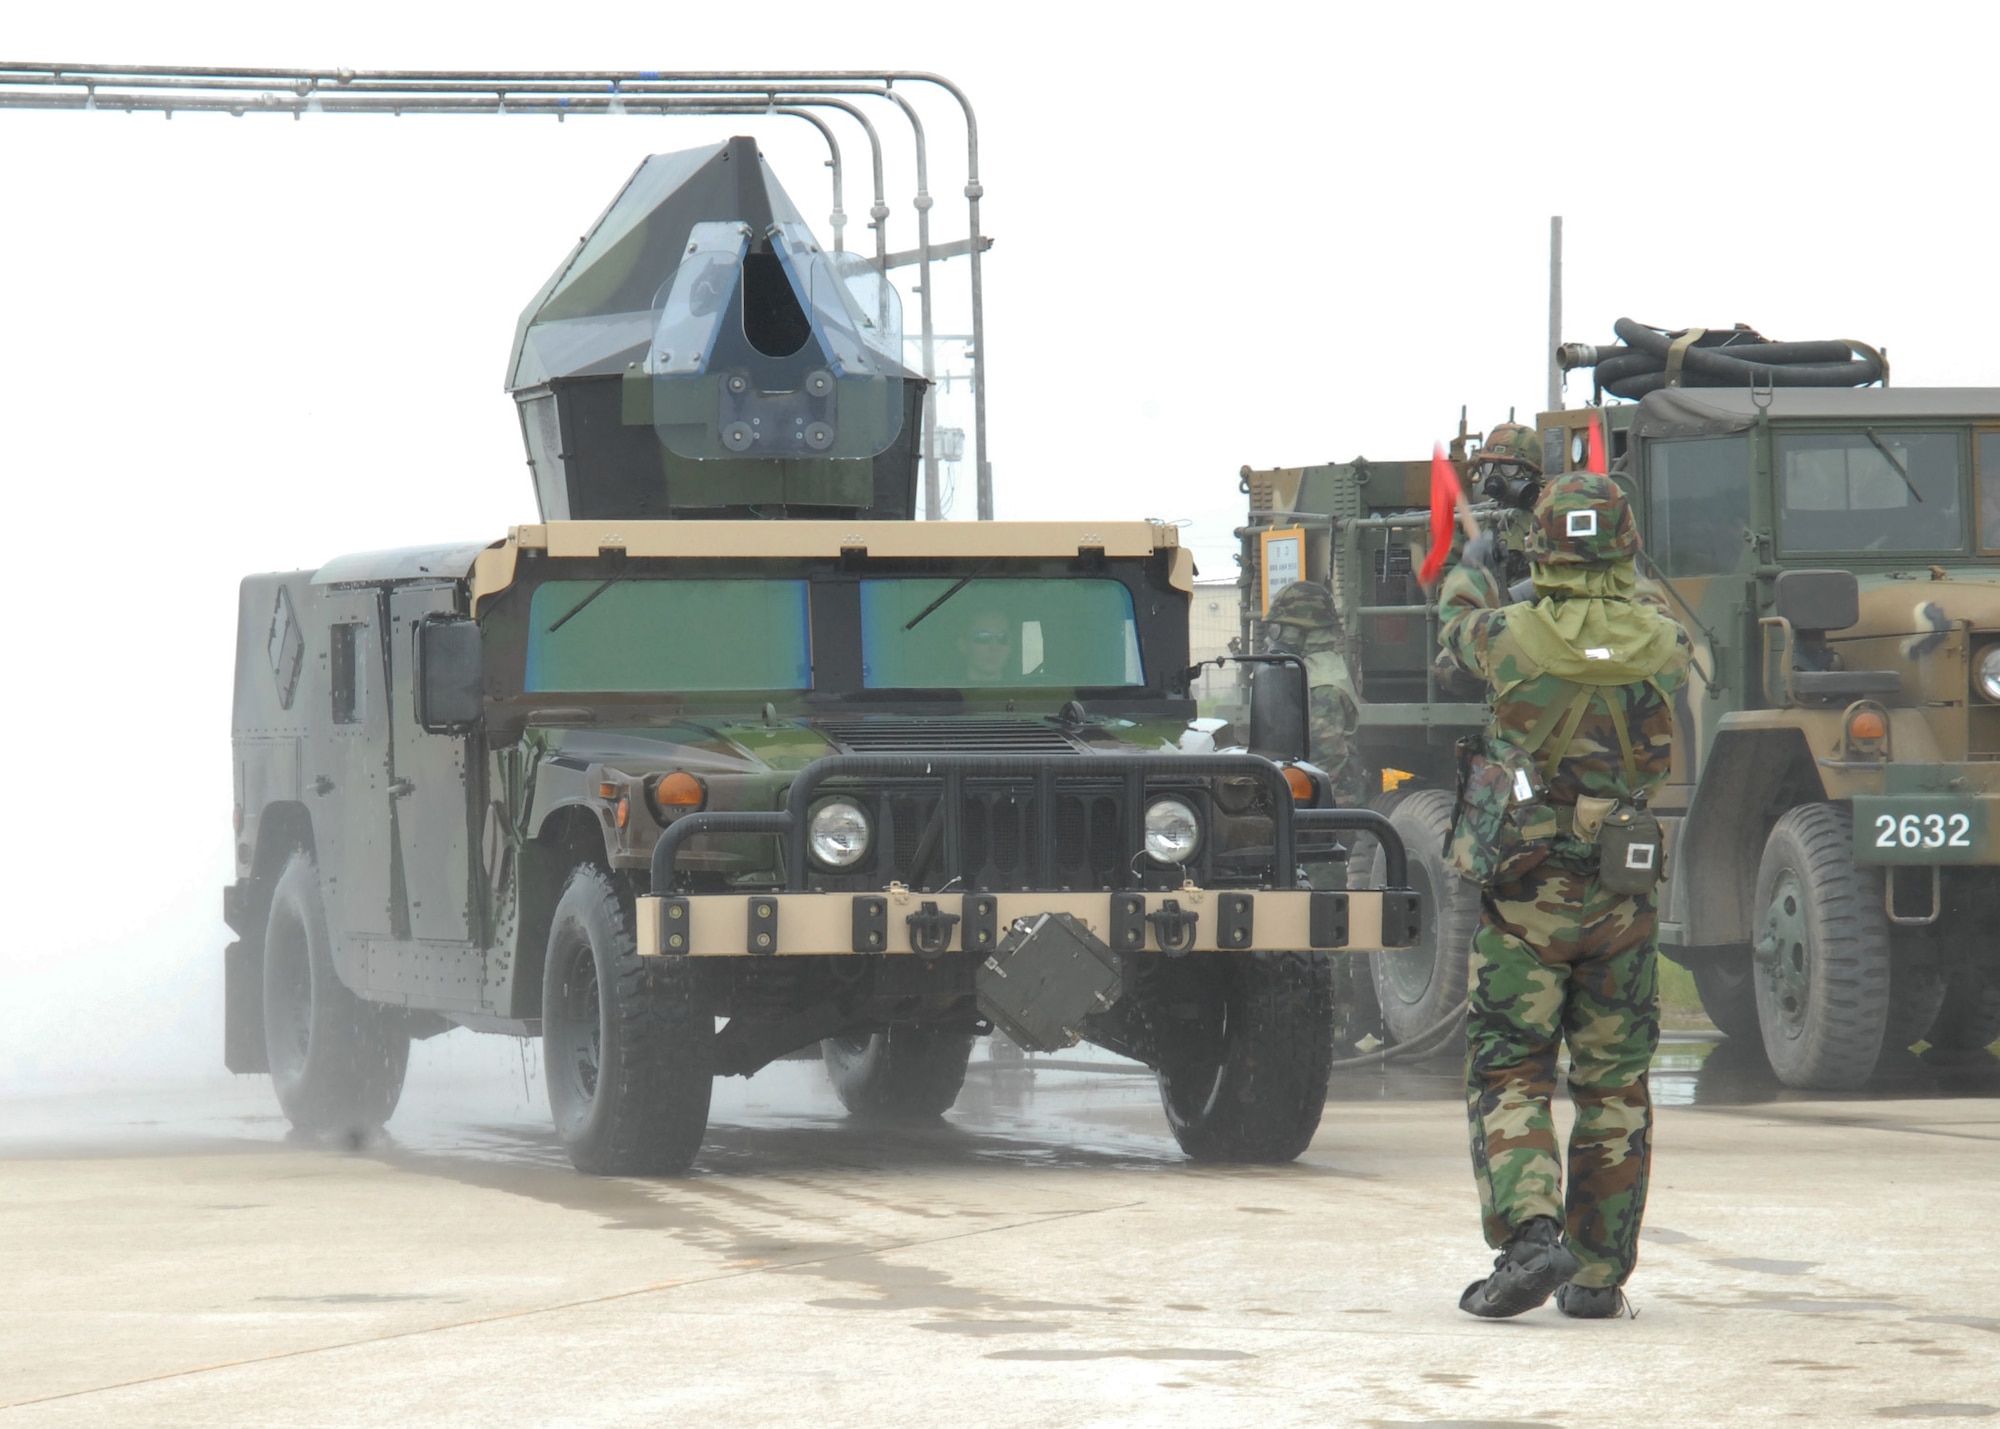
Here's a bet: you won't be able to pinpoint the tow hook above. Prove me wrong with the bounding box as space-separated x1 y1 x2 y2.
905 901 961 958
1146 899 1200 957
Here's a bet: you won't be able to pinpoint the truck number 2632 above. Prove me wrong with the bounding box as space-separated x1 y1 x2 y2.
1874 812 1972 849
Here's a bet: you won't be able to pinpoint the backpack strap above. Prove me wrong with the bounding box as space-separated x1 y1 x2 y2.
1602 689 1639 789
1516 679 1585 758
1514 680 1596 781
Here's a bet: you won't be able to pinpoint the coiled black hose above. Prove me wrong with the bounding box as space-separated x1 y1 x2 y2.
1558 317 1886 400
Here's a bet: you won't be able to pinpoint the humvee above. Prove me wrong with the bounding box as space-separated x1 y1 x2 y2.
1238 369 2000 1090
225 136 1420 1174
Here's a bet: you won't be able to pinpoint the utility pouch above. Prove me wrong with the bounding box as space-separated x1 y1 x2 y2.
1571 795 1619 845
1596 802 1665 895
1445 735 1560 888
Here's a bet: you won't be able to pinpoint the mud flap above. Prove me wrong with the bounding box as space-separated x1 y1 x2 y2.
975 912 1123 1053
223 939 270 1074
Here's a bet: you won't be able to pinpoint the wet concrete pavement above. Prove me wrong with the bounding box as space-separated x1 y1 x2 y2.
3 1035 1998 1426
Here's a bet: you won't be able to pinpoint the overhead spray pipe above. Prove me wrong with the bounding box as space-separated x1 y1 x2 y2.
0 63 989 516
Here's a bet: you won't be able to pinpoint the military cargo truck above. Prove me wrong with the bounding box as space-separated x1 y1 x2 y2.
1240 372 2000 1090
224 137 1420 1175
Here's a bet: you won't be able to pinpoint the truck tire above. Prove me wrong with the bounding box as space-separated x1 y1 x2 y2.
542 865 712 1175
1364 789 1479 1049
821 1028 975 1119
1149 950 1335 1163
1924 965 2000 1053
261 849 408 1137
1687 954 1761 1040
1752 804 1891 1090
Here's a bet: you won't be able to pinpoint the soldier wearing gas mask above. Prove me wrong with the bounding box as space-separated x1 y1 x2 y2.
1436 471 1692 1320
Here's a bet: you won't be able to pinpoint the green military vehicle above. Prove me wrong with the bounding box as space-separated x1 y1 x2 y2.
1239 330 2000 1089
225 136 1420 1175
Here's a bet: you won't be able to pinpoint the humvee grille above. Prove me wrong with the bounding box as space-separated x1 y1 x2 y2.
815 719 1081 754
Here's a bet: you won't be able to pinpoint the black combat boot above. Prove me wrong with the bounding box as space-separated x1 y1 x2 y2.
1555 1282 1628 1319
1458 1217 1579 1318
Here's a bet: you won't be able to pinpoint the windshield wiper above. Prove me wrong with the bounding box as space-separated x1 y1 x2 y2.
1864 427 1922 502
546 576 625 633
903 560 995 631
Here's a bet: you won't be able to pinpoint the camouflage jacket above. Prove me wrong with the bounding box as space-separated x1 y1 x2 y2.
1437 563 1692 819
1266 631 1370 809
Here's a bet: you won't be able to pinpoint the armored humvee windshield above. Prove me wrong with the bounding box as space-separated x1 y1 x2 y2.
509 572 1147 699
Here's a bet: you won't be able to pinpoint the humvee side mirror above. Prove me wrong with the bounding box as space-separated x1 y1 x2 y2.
1772 569 1860 633
418 618 484 731
1247 658 1309 763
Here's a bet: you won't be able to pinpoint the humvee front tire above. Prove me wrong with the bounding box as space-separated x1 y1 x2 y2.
261 849 409 1137
1148 950 1334 1163
542 865 712 1175
1752 804 1890 1090
1364 789 1479 1049
821 1028 975 1119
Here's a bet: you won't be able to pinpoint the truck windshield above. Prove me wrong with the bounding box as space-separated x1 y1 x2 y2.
1777 430 1964 554
525 579 811 691
859 578 1143 689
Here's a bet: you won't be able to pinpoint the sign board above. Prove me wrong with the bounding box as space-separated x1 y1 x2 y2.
1259 527 1306 614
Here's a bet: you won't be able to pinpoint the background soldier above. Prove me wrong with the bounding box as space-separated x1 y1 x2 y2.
1436 472 1692 1319
1263 580 1369 808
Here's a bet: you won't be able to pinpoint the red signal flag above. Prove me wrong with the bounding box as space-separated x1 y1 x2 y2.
1419 444 1456 588
1587 410 1607 474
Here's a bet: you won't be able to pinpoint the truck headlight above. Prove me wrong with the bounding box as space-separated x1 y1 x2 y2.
1978 645 2000 703
808 800 872 869
1144 797 1201 864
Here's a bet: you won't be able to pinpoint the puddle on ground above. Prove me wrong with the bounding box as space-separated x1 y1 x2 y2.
1709 1257 1822 1275
1873 1407 1997 1420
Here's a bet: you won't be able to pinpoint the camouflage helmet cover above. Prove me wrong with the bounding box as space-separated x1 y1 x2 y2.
1264 580 1340 631
1478 422 1542 472
1528 471 1639 566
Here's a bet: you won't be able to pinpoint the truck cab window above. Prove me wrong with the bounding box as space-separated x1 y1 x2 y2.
1978 430 2000 552
1777 430 1964 554
330 624 363 725
1647 435 1752 576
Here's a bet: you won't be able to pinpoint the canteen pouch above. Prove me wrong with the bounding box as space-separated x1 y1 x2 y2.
1596 802 1665 895
1446 735 1560 887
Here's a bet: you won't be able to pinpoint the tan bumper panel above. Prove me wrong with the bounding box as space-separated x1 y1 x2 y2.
634 886 1419 959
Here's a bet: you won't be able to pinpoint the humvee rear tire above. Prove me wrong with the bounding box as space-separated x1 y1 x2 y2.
261 849 409 1137
1924 965 2000 1054
1149 950 1335 1163
1752 804 1891 1091
1364 789 1479 1049
1688 954 1761 1041
542 865 713 1176
821 1028 975 1119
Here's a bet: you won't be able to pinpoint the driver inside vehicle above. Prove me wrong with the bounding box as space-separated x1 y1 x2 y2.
960 608 1015 684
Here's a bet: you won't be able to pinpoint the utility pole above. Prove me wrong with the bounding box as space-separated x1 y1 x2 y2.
1547 216 1563 412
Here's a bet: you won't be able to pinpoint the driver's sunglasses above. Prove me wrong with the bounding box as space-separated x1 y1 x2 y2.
970 629 1012 645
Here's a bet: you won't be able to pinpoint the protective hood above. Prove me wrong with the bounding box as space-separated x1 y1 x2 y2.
1503 559 1681 685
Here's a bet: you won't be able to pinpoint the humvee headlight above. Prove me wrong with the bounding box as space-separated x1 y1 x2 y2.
1977 645 2000 703
808 800 872 869
1144 797 1202 864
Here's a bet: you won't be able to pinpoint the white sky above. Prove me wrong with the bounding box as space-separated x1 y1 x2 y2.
4 0 1996 1088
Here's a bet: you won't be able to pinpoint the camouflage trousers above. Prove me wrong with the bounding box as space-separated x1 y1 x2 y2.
1465 863 1660 1290
1309 686 1370 809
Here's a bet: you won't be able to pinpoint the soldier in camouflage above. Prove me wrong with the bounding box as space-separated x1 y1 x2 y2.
1263 580 1370 809
1437 471 1692 1319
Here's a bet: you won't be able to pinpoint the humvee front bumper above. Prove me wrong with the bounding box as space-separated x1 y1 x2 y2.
636 884 1421 958
640 752 1420 958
